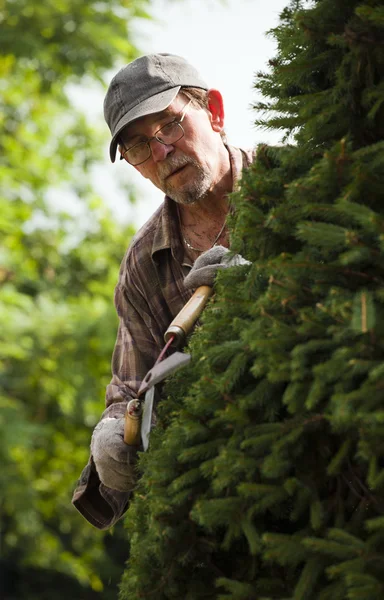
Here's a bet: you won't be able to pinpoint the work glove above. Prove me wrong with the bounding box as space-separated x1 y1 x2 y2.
184 245 250 290
91 417 138 492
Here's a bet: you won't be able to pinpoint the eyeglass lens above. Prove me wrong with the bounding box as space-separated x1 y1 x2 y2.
126 121 184 165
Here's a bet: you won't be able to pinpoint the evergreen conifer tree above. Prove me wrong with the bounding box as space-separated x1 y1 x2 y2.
119 1 384 598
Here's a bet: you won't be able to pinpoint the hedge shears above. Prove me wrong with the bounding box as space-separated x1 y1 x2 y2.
123 285 212 450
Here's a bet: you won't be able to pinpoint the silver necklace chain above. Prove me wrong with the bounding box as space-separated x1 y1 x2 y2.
177 206 227 253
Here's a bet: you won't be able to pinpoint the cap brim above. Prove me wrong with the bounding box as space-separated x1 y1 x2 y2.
109 86 181 162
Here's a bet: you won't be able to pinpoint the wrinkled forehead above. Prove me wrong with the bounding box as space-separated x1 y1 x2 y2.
119 94 187 144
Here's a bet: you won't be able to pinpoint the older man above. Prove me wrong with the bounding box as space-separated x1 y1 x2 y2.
72 53 253 529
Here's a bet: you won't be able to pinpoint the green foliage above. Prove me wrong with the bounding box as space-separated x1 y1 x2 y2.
0 0 149 596
1 0 148 82
119 1 384 598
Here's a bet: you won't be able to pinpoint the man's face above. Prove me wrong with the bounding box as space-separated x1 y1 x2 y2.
118 92 225 205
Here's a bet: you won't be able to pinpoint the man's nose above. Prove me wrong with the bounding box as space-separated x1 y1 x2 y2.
150 138 173 162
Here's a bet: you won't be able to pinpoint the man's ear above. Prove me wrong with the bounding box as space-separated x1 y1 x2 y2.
207 89 225 133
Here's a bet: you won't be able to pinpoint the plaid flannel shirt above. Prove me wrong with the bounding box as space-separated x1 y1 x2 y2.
72 146 254 529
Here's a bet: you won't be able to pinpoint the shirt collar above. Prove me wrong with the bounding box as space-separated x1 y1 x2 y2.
151 145 247 262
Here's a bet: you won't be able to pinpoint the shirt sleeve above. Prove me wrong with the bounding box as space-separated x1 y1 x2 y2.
72 268 165 529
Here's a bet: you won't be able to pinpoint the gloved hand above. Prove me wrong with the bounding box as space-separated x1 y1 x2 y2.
184 245 250 290
91 417 138 492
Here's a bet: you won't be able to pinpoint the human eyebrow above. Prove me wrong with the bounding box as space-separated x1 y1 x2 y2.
159 107 177 119
120 132 146 148
149 109 179 130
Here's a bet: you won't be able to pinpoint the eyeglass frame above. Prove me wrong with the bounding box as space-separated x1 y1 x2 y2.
119 99 192 166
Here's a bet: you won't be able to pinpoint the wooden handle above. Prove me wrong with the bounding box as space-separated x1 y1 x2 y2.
164 285 213 347
124 399 143 445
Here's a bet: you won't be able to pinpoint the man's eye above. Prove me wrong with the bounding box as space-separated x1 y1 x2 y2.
129 143 146 157
159 122 178 136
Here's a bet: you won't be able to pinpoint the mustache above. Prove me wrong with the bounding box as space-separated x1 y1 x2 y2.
157 155 196 181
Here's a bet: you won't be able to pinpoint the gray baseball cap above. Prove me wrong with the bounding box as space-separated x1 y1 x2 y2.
104 53 208 162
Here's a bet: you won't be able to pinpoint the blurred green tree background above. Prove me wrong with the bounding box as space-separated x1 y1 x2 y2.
0 0 150 597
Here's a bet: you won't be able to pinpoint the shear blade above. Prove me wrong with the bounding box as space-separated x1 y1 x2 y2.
141 387 155 452
139 351 191 451
138 351 191 397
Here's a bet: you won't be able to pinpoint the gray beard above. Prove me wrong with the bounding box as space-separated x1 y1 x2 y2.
157 155 212 205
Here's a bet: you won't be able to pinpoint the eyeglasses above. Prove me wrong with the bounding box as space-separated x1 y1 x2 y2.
120 100 192 166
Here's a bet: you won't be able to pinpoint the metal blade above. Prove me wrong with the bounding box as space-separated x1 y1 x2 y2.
141 386 155 452
138 351 191 451
138 351 191 397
